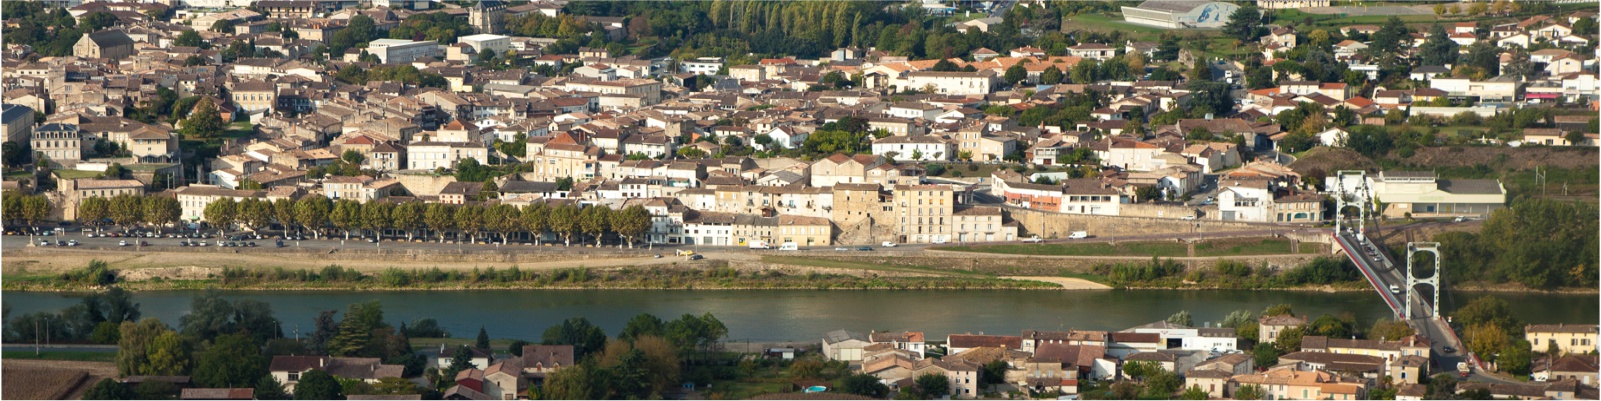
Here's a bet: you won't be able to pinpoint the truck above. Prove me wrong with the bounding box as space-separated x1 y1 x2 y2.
779 242 799 251
1068 231 1089 239
749 240 771 250
1457 362 1471 378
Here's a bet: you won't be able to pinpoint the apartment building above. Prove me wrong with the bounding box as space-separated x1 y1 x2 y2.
1527 324 1599 355
905 71 996 95
32 123 84 163
367 39 441 64
893 185 954 244
175 185 265 223
406 141 489 170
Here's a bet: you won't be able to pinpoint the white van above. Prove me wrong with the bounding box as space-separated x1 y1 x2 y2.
1068 231 1089 239
748 240 771 250
778 242 799 251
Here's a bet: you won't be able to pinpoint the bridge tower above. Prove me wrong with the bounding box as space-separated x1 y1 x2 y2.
1405 242 1442 319
1330 171 1373 241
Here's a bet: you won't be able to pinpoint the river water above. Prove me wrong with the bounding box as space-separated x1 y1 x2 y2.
2 290 1593 342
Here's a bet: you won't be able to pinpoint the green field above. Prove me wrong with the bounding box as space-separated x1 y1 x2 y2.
1061 12 1170 38
51 169 102 180
938 241 1190 257
2 350 117 362
1193 238 1295 257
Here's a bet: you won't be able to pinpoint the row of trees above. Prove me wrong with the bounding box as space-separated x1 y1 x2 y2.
1 190 53 229
77 195 181 233
193 194 656 247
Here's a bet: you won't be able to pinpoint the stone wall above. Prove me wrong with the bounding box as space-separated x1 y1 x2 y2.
1118 202 1202 219
1004 206 1281 238
395 173 458 197
791 253 1326 276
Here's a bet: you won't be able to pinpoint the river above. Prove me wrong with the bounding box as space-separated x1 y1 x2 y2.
3 290 1594 342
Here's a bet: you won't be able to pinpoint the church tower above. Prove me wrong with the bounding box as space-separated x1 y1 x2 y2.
468 0 507 34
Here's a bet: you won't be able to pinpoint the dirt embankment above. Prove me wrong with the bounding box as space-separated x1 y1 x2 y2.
1404 146 1598 170
1 360 116 400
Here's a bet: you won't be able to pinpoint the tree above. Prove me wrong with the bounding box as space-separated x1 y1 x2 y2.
256 376 291 400
542 317 608 359
914 373 950 399
294 195 333 239
194 334 267 388
328 301 384 358
329 199 362 240
389 202 423 241
1419 24 1459 67
294 370 343 400
1166 310 1193 327
1370 319 1415 341
519 203 547 244
1234 384 1264 400
1004 63 1028 85
542 361 606 400
1370 17 1409 54
1500 339 1532 375
109 194 145 230
1268 324 1304 352
612 205 651 248
85 378 133 400
484 204 520 244
1222 4 1262 41
475 327 490 349
841 374 889 398
423 203 455 242
1179 385 1209 400
306 310 339 355
179 98 227 139
1252 342 1281 368
1464 323 1510 361
1041 65 1064 85
180 290 236 341
454 204 485 243
80 196 109 231
144 197 180 233
1186 127 1213 141
597 335 680 396
118 318 189 376
548 204 581 246
360 202 392 240
369 377 421 395
620 313 665 341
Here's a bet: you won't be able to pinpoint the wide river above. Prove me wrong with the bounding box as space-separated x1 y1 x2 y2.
3 290 1594 342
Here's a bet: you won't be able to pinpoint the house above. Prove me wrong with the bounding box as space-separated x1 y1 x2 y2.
1535 355 1599 385
1527 324 1599 355
869 331 927 359
904 71 996 95
1228 368 1366 400
74 30 135 60
911 359 983 399
946 334 1022 354
1067 43 1116 61
436 345 493 370
823 329 872 361
1299 335 1433 363
872 135 952 162
407 141 489 171
269 356 404 393
1259 314 1307 344
519 344 574 381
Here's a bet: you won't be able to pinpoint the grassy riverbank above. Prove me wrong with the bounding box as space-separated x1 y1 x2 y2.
2 262 1062 292
935 238 1310 258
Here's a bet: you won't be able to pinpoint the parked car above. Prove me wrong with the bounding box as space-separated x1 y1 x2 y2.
880 241 897 247
687 254 704 260
67 240 79 246
1021 236 1044 243
119 240 129 246
856 246 874 251
834 247 851 251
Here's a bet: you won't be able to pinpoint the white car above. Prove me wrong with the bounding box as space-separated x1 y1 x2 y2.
931 238 948 244
118 240 129 246
1021 236 1044 243
881 241 898 248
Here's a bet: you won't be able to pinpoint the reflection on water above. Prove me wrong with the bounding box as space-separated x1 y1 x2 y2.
3 289 1593 341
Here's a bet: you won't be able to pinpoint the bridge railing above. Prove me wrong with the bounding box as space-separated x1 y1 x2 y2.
1332 232 1403 319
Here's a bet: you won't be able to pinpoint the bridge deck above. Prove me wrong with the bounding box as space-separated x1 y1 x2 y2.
1333 232 1403 318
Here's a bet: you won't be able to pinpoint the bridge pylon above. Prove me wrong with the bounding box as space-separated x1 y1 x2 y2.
1330 171 1373 241
1405 242 1442 319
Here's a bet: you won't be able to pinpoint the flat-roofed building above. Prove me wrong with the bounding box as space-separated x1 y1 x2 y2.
1353 171 1507 219
367 39 440 64
1122 1 1240 29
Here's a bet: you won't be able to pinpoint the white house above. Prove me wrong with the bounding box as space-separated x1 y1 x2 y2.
872 135 952 162
407 141 489 170
823 329 871 361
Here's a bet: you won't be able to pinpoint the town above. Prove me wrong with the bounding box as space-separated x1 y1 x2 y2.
0 0 1597 399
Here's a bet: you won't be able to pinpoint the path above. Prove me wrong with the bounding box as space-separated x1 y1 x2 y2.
999 276 1113 290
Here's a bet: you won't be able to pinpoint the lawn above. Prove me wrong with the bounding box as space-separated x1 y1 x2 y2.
1 350 116 362
50 170 102 180
1192 238 1295 257
1061 12 1170 39
937 241 1190 257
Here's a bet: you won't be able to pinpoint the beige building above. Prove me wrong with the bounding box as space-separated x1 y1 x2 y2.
230 81 278 114
774 215 832 247
1228 368 1365 401
831 183 888 227
73 30 135 60
1527 324 1598 355
407 141 489 171
893 185 953 244
526 143 597 181
31 123 85 163
952 206 1016 243
1361 171 1506 218
1259 314 1306 345
175 185 264 223
564 79 663 105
